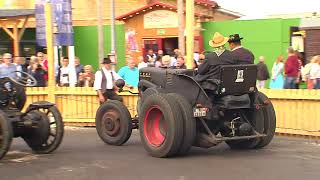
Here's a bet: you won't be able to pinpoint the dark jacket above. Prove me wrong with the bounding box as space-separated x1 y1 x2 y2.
195 50 238 91
257 62 270 81
232 47 255 64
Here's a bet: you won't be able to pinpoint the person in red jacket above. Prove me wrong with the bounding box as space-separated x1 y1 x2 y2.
284 47 300 89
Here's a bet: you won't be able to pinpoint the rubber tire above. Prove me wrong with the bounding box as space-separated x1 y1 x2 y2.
15 85 26 111
140 88 158 104
254 92 276 148
226 92 276 150
24 105 64 154
139 93 184 158
0 110 13 160
96 100 132 146
167 93 196 156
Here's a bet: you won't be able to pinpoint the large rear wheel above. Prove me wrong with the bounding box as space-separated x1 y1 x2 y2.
96 100 132 146
139 93 183 158
0 110 12 160
226 92 276 149
23 105 64 154
254 92 276 148
167 93 196 156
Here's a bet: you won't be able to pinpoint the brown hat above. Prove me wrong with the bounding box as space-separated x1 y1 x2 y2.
101 57 112 64
209 32 229 48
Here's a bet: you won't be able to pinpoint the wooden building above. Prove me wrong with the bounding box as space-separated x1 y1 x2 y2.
115 0 240 56
0 0 240 61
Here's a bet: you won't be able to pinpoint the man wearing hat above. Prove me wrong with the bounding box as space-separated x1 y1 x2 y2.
195 32 238 92
93 57 123 103
228 34 255 64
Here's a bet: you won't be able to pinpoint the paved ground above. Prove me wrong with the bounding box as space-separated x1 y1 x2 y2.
1 128 320 180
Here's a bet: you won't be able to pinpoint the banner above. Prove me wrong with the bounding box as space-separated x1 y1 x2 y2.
36 0 74 47
35 0 47 47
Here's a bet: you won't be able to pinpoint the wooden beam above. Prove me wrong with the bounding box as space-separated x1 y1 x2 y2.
0 25 14 39
13 24 20 57
186 0 195 69
18 16 30 41
45 3 56 103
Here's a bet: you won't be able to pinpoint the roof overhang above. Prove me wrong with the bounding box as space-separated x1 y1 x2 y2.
116 2 217 21
0 9 35 19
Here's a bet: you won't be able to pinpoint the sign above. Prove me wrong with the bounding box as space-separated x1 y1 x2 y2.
156 29 166 35
35 0 47 47
144 10 178 29
235 70 244 83
35 0 74 47
52 0 74 46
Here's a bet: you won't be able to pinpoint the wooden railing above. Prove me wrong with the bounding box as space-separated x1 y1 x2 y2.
25 87 320 138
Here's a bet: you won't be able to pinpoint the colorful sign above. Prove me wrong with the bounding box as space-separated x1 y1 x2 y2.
125 28 139 51
144 10 178 29
35 0 73 47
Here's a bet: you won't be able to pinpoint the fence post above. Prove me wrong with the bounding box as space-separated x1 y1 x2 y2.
45 3 56 103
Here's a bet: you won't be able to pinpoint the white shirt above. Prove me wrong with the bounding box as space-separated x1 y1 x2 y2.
94 67 122 91
231 46 243 51
60 66 72 84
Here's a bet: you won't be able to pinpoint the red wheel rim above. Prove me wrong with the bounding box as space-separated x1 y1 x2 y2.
144 106 167 147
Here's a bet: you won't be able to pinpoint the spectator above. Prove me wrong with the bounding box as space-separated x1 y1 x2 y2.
138 56 148 70
269 56 285 89
118 57 139 88
161 55 171 68
146 49 157 62
0 53 16 78
284 47 300 89
27 56 38 74
156 49 164 62
309 55 320 89
94 57 123 103
174 56 186 69
14 57 27 73
29 56 46 87
294 51 303 89
75 56 84 79
302 56 319 89
171 49 180 66
256 56 270 89
56 57 74 87
78 65 95 87
147 55 161 68
37 52 48 82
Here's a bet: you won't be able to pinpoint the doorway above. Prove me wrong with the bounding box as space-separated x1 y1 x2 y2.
162 37 178 56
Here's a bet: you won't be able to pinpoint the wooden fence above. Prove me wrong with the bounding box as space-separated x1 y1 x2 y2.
25 87 320 138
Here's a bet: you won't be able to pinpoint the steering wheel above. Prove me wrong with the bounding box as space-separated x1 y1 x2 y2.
8 71 38 87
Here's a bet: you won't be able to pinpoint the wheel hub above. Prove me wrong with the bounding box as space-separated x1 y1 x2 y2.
102 111 120 137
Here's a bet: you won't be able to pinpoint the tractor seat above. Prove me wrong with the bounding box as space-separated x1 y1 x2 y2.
216 64 257 96
213 64 257 109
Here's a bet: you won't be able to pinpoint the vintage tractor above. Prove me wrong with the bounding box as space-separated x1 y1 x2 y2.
95 64 276 158
0 71 64 160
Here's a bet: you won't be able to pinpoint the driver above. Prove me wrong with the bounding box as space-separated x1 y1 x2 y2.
195 32 238 92
0 53 17 78
93 57 123 103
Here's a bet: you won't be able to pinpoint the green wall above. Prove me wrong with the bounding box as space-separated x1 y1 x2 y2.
73 25 126 71
202 18 300 86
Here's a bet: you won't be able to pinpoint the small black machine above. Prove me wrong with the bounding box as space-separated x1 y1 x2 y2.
0 71 64 160
95 64 276 158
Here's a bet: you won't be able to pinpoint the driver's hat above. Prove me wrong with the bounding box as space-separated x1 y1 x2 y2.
209 32 229 48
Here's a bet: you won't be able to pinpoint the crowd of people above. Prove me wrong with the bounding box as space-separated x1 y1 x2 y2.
256 47 320 89
0 33 319 92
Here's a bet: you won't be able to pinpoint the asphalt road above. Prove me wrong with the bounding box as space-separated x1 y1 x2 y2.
1 128 320 180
